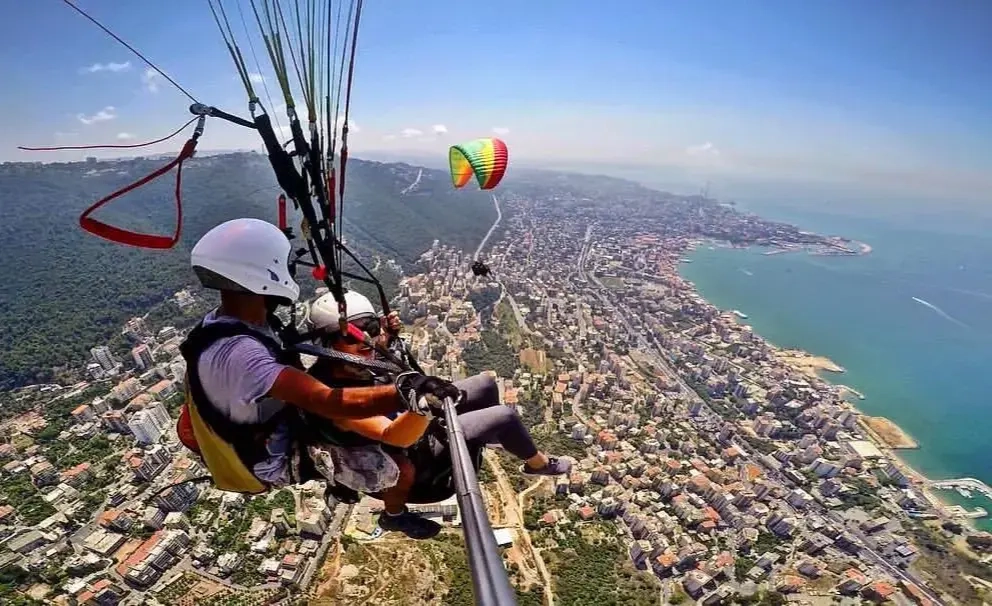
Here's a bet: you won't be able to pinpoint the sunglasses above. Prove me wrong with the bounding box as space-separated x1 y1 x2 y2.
343 317 381 343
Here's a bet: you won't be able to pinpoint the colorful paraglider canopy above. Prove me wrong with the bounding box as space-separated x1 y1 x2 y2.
449 138 508 190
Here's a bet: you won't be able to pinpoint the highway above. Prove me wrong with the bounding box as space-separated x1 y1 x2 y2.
473 194 502 261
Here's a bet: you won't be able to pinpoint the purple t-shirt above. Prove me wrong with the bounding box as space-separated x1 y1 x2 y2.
197 310 292 486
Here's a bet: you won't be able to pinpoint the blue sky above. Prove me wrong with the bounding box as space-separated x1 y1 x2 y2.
1 0 989 201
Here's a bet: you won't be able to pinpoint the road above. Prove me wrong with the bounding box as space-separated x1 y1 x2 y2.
298 503 352 592
571 388 598 431
474 194 502 261
503 292 532 335
485 451 555 605
400 168 423 195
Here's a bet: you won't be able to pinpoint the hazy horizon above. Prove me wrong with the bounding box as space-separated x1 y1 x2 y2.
1 0 989 207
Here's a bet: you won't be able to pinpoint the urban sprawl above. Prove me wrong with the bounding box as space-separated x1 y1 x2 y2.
1 183 990 605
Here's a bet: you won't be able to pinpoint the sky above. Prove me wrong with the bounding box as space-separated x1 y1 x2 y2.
1 0 990 203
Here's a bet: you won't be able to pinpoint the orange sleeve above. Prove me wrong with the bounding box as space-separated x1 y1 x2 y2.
269 367 402 420
337 412 432 448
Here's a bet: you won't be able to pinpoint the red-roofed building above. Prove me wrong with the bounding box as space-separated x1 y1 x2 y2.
62 462 92 487
578 506 595 521
72 404 96 424
742 463 763 482
838 568 870 594
147 380 178 400
776 575 807 593
706 551 734 579
652 552 678 577
77 578 113 604
689 474 711 493
116 530 164 577
99 509 134 533
862 581 897 603
900 580 935 606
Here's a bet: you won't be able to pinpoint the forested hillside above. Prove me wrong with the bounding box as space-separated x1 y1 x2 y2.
0 152 495 388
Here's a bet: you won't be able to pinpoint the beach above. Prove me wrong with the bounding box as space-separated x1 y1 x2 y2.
861 416 920 449
775 348 846 376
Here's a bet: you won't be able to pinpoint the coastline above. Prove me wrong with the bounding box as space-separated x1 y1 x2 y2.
677 245 975 527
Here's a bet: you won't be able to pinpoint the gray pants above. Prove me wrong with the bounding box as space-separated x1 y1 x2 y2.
439 373 539 461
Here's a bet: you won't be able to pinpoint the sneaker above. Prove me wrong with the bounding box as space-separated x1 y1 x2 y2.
521 456 572 477
378 508 442 540
324 482 360 506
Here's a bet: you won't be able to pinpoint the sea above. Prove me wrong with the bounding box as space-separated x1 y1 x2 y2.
678 196 992 531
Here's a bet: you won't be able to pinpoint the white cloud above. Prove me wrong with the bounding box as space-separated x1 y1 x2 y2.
686 141 720 157
492 127 510 136
382 134 397 141
432 124 448 135
80 61 131 74
248 72 266 84
401 128 423 138
77 106 117 125
116 132 135 141
142 68 160 93
333 114 360 134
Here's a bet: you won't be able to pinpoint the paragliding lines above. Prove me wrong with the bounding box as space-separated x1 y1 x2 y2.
18 117 197 151
61 0 199 104
234 0 285 135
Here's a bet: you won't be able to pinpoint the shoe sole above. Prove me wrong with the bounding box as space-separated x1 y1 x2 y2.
521 468 570 477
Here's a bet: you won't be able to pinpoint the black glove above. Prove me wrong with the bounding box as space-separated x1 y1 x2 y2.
395 372 461 414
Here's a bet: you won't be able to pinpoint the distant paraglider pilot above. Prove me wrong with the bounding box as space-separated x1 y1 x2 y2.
175 218 460 495
471 260 491 277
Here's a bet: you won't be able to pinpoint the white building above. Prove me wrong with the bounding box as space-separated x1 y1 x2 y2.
132 344 154 370
129 410 163 445
90 346 117 371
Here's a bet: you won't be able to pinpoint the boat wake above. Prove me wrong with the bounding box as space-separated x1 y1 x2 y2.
912 296 969 329
739 268 753 276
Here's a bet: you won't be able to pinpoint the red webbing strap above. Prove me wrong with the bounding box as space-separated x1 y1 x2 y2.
277 194 287 230
78 136 198 249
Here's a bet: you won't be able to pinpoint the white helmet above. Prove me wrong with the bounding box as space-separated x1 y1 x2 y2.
309 290 377 333
191 218 300 303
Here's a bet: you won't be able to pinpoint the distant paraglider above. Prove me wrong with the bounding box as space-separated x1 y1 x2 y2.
471 260 492 277
449 137 508 190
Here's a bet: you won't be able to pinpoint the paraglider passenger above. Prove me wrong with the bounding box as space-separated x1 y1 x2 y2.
176 218 460 494
304 290 572 538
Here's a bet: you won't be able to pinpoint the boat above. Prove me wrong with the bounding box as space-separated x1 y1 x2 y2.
957 487 974 499
732 310 748 319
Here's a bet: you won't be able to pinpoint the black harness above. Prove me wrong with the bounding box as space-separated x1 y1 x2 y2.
305 358 483 505
180 319 304 472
